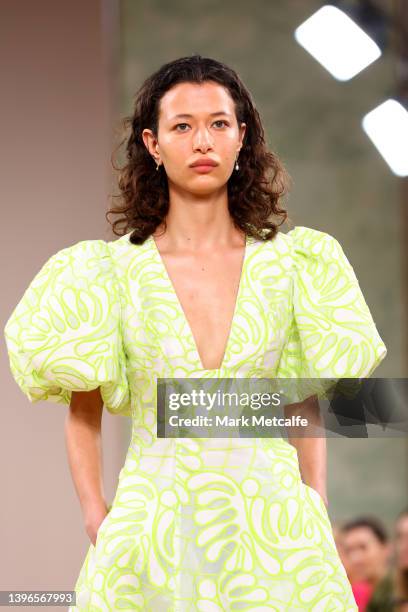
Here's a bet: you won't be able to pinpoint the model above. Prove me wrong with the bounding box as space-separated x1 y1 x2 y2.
4 54 387 611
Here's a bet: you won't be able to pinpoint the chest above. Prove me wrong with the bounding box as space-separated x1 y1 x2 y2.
117 234 294 375
154 244 246 371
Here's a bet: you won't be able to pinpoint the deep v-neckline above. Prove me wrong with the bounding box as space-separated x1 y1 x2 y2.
148 232 250 372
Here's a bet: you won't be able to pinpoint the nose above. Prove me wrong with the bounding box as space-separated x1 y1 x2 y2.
192 126 214 152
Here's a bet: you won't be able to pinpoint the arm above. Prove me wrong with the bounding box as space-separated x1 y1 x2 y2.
284 394 328 509
64 387 109 546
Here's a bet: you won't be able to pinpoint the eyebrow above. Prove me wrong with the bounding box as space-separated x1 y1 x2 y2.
170 111 233 120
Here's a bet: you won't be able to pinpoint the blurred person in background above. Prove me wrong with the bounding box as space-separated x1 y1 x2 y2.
341 516 393 611
333 522 358 582
333 521 372 611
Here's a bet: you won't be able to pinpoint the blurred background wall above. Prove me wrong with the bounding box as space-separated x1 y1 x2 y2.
1 0 406 599
0 0 126 596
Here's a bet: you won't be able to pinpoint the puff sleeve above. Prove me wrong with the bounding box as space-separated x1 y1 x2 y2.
3 239 131 416
276 226 387 401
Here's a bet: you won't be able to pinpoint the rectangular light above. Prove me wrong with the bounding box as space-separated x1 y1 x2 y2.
294 4 382 81
362 99 408 177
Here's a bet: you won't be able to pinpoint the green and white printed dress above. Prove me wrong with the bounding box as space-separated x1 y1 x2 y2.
4 226 387 611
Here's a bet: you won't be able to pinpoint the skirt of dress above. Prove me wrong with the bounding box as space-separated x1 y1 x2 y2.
68 437 358 612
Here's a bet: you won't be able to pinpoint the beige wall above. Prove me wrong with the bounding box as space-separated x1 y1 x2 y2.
0 0 129 597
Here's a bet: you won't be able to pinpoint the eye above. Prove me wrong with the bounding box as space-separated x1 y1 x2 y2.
213 120 229 128
175 123 190 131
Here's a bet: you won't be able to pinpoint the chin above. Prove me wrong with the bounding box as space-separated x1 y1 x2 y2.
170 176 225 197
191 187 224 197
187 178 223 192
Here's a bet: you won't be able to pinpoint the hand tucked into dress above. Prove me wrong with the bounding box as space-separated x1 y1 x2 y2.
84 502 110 547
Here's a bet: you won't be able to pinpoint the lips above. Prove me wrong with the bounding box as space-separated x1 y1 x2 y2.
189 158 218 167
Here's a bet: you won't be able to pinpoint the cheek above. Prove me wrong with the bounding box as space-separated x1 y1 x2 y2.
217 132 239 154
160 135 184 159
367 548 378 562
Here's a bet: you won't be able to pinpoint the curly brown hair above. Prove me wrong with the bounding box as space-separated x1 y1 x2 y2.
106 54 292 244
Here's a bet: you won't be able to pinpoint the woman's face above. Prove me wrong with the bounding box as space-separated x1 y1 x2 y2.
142 80 246 197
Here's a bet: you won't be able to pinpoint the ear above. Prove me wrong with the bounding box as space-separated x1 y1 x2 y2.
238 122 247 150
142 128 160 161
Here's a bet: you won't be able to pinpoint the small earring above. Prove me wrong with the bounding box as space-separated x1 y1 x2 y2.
156 160 161 171
235 158 239 171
